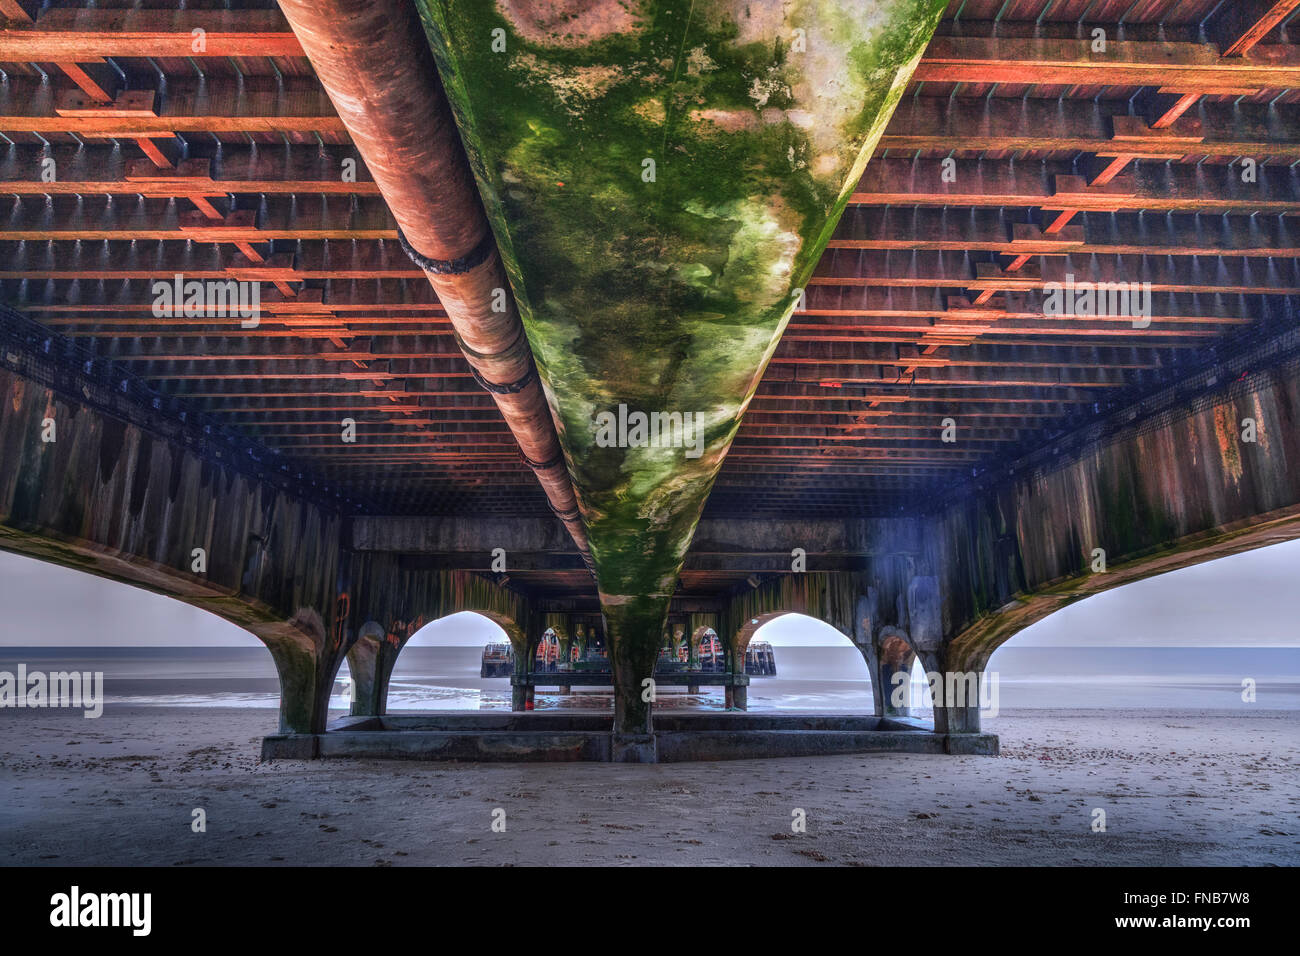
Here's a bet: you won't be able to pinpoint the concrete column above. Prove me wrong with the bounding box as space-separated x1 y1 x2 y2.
345 626 397 717
512 634 533 711
932 687 983 734
724 637 749 710
875 655 914 717
259 609 346 736
606 605 660 733
732 681 747 711
556 631 573 695
862 630 916 718
908 575 984 734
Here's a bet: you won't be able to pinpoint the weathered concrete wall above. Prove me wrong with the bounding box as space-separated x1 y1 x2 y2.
348 514 575 556
936 362 1300 677
340 553 535 717
712 361 1300 732
0 366 345 733
0 364 535 733
716 517 935 721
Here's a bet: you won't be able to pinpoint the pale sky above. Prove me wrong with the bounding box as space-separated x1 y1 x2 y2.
0 537 1296 647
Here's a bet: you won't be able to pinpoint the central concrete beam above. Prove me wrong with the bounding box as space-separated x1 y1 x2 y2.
416 0 948 744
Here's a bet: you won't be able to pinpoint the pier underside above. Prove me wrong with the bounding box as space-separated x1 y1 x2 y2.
1 1 1299 761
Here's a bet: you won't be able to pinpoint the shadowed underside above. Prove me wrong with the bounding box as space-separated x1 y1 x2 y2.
0 0 1298 759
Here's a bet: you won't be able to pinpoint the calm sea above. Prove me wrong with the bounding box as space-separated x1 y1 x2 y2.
0 644 1297 713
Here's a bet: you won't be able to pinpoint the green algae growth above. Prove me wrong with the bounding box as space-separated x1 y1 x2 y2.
414 0 945 729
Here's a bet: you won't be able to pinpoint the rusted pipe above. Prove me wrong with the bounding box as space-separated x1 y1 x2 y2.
275 0 590 559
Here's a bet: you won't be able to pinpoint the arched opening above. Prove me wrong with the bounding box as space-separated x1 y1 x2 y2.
973 538 1300 714
0 549 285 736
693 626 725 673
740 612 873 712
337 610 518 712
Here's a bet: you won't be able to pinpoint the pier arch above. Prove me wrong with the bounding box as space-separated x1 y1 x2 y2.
0 539 328 734
744 612 875 712
346 606 526 717
689 625 725 672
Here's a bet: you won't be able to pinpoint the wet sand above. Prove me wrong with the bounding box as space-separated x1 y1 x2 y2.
0 705 1295 866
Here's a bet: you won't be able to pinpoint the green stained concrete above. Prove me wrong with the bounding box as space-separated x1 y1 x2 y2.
415 0 945 727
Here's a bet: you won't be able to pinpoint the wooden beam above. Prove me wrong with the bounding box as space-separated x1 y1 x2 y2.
851 157 1300 215
0 10 302 60
0 0 31 23
0 75 342 136
831 206 1300 260
911 36 1300 89
1215 0 1300 57
54 62 112 103
879 98 1300 158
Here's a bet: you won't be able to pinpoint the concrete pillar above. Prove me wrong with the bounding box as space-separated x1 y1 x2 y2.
511 681 527 711
908 575 983 734
732 681 747 711
862 629 916 718
875 655 914 717
723 635 749 711
345 625 397 717
932 688 983 734
259 609 346 735
605 603 661 736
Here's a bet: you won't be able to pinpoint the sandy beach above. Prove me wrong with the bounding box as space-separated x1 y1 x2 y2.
0 705 1295 866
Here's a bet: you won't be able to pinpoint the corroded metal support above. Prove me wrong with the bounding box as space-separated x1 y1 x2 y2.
274 0 590 561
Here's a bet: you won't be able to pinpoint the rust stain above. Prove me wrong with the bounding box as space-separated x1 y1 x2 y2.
1213 402 1243 485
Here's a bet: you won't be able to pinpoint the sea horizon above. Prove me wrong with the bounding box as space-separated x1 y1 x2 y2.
3 644 1297 713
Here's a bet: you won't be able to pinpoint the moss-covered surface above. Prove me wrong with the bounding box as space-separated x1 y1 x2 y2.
414 0 945 724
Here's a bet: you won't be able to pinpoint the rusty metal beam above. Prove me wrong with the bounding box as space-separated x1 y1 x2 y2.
274 0 589 557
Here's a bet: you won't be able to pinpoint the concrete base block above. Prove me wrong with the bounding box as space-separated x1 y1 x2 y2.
259 714 1000 762
945 732 1000 756
317 730 608 762
610 733 657 763
260 734 320 761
